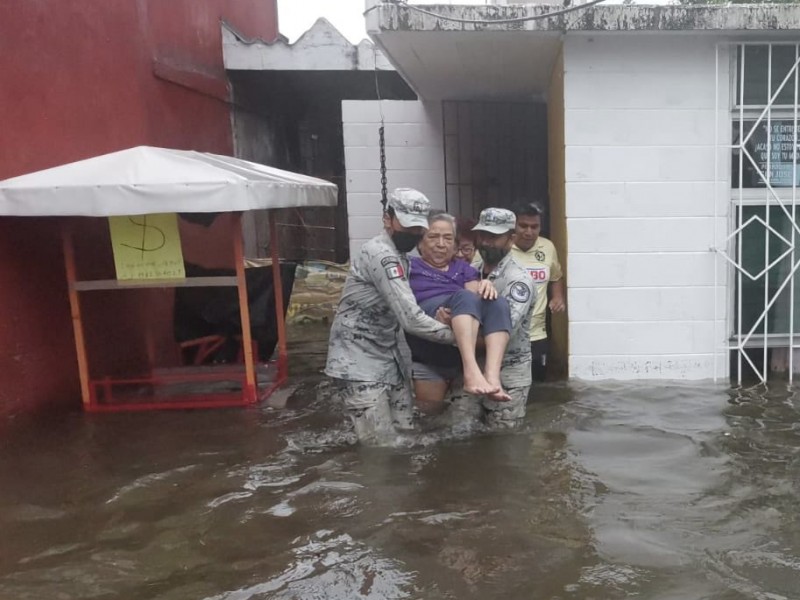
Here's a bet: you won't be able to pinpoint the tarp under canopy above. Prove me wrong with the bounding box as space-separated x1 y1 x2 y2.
0 146 338 216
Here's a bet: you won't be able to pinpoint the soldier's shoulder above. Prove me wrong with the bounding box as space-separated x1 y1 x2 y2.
507 255 529 279
357 234 395 263
360 237 405 279
360 234 382 251
362 234 395 256
506 260 534 296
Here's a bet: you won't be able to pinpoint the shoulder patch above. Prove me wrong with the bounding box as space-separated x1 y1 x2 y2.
381 256 400 267
385 262 405 280
509 281 531 303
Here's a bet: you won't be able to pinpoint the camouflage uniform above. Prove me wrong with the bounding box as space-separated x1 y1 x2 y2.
447 208 535 429
325 190 455 444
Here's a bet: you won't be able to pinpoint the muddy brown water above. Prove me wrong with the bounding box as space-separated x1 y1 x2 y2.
1 325 800 599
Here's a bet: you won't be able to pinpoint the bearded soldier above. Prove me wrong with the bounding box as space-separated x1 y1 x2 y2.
445 208 535 428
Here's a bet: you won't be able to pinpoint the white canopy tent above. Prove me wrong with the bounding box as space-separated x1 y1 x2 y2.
0 146 338 216
0 146 338 412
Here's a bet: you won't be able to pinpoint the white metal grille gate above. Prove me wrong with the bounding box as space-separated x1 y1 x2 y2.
715 42 800 383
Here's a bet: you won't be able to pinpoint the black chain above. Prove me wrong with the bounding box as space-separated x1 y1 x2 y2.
379 122 388 210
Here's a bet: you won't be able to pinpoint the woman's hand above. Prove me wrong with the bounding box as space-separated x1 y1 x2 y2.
477 279 497 300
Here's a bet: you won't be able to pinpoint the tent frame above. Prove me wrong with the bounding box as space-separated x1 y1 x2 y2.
61 211 288 412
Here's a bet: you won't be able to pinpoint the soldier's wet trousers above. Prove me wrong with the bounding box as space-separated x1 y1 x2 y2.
483 386 530 428
444 385 530 430
330 379 413 445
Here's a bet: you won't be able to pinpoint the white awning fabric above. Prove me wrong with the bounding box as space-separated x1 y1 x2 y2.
0 146 338 216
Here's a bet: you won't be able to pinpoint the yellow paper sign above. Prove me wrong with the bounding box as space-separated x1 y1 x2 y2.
108 213 186 280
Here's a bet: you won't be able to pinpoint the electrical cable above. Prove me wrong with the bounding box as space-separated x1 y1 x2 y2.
363 0 611 209
365 0 608 26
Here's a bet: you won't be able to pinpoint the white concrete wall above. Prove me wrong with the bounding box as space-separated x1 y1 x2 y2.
564 34 730 380
342 100 446 257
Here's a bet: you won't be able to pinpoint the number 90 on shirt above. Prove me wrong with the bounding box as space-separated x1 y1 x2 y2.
526 267 549 282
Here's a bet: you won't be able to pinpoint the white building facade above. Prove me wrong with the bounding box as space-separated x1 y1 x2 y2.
352 3 800 382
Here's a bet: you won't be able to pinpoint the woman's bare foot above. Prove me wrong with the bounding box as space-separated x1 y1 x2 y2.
463 367 499 396
485 376 511 402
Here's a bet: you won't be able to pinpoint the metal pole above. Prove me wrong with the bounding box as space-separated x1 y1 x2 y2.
269 212 288 383
62 222 92 408
233 213 257 403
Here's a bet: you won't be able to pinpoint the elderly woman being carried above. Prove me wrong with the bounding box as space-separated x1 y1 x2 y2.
406 212 512 411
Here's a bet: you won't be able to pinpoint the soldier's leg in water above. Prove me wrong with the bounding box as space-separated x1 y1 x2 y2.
431 383 483 432
388 380 415 431
391 337 416 431
483 385 530 429
332 379 397 445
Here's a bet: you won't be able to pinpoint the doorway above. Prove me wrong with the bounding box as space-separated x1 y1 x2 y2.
442 98 568 379
442 101 548 227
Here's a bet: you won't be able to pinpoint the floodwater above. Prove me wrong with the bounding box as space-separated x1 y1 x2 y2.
2 326 800 599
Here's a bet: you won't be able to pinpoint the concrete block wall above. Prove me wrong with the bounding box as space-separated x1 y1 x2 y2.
563 34 730 380
342 100 446 257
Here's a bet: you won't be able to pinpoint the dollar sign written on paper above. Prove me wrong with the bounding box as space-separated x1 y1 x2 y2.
121 216 166 259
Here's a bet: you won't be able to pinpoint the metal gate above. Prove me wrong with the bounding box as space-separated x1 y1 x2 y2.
442 101 548 219
716 42 800 383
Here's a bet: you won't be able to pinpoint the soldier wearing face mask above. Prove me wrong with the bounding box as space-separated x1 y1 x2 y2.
325 188 456 444
443 208 535 429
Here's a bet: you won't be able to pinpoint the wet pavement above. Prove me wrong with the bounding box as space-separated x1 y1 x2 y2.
2 324 800 599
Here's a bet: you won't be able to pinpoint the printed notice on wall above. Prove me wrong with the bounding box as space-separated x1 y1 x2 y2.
734 120 800 188
108 213 186 280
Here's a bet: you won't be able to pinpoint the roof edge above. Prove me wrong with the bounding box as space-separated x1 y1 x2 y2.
371 3 800 33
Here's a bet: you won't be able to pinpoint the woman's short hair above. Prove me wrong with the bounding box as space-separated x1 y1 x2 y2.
428 211 457 235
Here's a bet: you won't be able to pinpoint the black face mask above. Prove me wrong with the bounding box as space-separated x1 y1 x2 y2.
392 230 423 253
478 246 509 266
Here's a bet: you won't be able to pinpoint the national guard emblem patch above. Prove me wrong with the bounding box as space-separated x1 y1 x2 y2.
509 281 531 303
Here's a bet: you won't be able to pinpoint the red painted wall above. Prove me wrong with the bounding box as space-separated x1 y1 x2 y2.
0 0 278 418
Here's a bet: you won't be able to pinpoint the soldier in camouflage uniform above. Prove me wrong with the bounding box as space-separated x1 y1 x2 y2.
325 188 456 444
444 208 535 429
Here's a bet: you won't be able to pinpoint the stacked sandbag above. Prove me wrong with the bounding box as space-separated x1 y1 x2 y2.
286 260 349 325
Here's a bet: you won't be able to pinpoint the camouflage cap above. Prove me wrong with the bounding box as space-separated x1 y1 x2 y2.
387 188 431 229
472 207 516 235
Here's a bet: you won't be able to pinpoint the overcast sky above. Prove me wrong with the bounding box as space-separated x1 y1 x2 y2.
277 0 504 44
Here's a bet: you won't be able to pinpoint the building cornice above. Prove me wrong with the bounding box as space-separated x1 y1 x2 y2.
368 3 800 33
